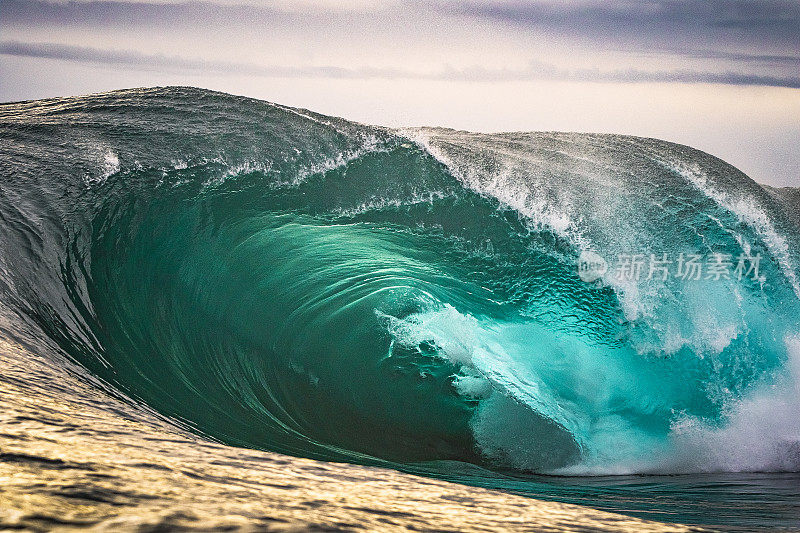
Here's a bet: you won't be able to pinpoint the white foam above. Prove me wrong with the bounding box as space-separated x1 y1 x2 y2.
201 159 273 189
332 190 452 218
401 129 583 245
272 133 389 189
84 143 121 185
670 160 800 299
659 335 800 473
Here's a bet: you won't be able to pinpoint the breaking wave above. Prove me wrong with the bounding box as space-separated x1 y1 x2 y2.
1 87 799 485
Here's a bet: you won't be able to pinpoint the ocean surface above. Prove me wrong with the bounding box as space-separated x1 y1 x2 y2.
1 86 799 531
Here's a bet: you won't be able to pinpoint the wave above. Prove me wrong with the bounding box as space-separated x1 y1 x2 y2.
1 86 799 481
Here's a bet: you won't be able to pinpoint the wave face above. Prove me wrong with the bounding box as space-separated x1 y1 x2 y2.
1 87 799 479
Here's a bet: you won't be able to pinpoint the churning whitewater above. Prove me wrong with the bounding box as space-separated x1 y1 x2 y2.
1 87 799 496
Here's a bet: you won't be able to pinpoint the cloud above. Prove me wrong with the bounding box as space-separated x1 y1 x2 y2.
0 0 286 27
448 0 800 52
1 0 389 23
670 48 800 65
7 0 800 49
0 40 408 78
3 40 798 88
2 1 798 89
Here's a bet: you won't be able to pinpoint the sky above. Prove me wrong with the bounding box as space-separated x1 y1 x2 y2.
1 0 798 186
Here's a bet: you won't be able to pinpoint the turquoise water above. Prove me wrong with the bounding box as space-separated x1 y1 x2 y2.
1 87 799 529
